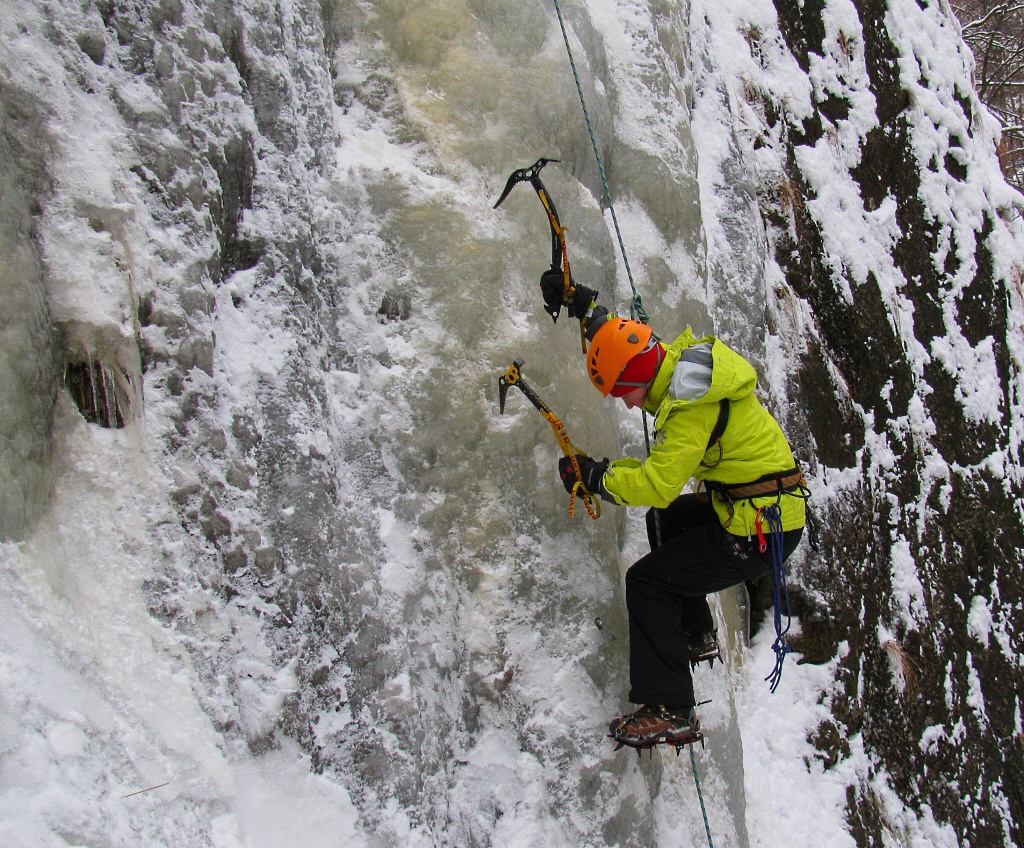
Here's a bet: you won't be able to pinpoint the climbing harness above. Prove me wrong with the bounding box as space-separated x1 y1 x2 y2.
498 358 601 520
710 467 808 503
704 468 808 691
703 466 809 530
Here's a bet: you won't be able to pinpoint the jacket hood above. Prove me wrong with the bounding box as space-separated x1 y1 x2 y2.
645 329 758 411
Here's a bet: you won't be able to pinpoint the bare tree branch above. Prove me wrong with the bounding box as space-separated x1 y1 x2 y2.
953 0 1024 189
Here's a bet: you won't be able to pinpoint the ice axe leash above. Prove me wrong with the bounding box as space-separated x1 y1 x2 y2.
493 159 588 353
498 358 600 520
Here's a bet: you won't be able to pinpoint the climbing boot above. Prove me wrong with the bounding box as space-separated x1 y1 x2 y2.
688 630 720 669
609 705 702 751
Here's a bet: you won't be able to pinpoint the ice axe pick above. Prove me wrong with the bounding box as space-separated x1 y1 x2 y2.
498 358 600 520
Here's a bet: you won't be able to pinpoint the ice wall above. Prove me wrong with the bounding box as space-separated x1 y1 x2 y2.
0 0 775 845
0 98 57 541
0 0 151 539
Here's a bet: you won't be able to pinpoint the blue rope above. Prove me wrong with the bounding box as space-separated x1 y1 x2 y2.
551 0 649 324
763 504 792 692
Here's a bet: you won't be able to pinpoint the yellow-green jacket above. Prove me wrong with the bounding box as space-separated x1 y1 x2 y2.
602 329 807 537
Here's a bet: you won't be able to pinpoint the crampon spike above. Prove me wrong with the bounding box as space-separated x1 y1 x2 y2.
611 735 705 755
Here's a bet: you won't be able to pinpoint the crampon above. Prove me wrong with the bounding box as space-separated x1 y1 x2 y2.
609 705 704 757
688 635 721 670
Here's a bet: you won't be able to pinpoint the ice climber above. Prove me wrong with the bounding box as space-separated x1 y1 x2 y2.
541 272 808 751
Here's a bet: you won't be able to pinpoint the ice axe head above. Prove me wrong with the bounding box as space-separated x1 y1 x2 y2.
498 358 525 414
493 158 560 209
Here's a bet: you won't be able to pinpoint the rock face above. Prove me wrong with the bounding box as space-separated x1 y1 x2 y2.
750 0 1024 841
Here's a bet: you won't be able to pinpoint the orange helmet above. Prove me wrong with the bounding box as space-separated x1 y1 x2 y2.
586 318 655 396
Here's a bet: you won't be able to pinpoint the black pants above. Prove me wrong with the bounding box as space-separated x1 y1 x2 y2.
626 493 803 706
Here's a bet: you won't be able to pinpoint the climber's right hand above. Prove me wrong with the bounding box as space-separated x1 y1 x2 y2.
540 269 596 320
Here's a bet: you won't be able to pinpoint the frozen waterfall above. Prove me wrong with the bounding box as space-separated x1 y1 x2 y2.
0 0 910 846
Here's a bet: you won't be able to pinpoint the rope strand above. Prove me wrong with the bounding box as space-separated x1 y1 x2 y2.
552 4 711 845
690 747 716 848
551 0 649 324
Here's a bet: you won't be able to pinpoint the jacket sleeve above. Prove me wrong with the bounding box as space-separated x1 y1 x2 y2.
602 402 720 508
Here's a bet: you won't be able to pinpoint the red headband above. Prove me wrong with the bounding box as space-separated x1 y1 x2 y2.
609 341 663 397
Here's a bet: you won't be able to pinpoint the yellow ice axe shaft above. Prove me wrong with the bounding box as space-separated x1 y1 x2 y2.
498 358 600 520
493 159 587 353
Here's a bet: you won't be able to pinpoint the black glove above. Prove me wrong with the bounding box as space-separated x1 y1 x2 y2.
558 455 609 498
539 269 597 320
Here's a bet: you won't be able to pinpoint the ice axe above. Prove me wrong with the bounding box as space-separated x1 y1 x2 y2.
493 159 579 329
498 357 600 520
